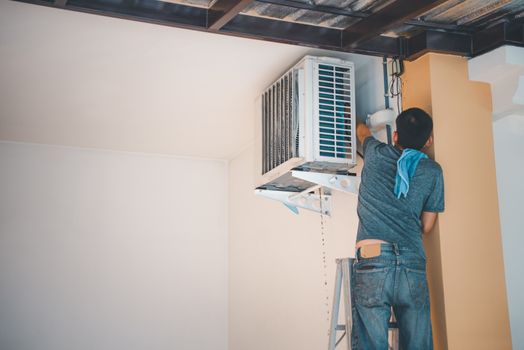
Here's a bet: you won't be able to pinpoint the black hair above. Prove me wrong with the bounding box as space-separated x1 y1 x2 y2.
395 108 433 150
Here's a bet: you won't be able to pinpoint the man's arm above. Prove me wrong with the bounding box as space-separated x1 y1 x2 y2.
421 165 445 234
421 211 438 234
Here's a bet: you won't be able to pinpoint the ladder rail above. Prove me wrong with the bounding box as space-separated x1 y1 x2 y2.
341 258 352 350
328 260 343 349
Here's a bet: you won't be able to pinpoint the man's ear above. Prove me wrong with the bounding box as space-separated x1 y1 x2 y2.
393 131 398 145
424 135 434 149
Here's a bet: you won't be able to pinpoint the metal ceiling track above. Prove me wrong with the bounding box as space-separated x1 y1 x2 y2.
12 0 524 60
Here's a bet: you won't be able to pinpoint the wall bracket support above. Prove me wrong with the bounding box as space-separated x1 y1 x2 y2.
254 187 332 216
254 170 360 215
291 170 361 195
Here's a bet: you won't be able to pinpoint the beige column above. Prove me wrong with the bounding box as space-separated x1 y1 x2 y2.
403 53 512 350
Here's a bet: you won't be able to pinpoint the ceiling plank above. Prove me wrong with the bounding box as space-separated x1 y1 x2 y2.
259 0 473 33
342 0 449 49
256 0 367 19
207 0 254 31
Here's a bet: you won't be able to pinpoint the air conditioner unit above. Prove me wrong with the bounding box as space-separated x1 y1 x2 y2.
254 55 360 215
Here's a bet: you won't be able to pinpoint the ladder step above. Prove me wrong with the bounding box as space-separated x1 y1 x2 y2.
336 325 346 331
388 322 398 329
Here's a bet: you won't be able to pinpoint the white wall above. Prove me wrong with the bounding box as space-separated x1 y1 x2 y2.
229 55 386 350
493 114 524 349
469 47 524 348
0 142 228 350
468 46 524 120
229 145 357 350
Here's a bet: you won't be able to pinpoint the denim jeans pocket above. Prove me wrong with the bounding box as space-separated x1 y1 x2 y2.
354 262 389 307
404 267 429 308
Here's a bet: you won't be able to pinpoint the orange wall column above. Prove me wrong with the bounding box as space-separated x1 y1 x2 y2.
403 53 512 350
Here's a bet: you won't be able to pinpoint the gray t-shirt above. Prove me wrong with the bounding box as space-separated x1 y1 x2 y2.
356 136 445 259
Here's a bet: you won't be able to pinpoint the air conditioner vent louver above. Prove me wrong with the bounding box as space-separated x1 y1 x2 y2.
255 56 357 193
317 64 353 160
262 71 297 174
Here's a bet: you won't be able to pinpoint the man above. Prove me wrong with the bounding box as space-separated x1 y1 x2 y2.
351 107 444 349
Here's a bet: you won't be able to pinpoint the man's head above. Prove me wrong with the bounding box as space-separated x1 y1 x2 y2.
393 108 433 150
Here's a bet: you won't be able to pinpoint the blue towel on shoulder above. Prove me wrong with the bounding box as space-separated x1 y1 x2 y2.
394 149 428 198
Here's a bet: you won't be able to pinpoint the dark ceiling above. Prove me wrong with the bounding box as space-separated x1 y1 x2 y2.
13 0 524 60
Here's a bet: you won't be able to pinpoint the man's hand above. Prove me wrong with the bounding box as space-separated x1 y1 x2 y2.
421 211 438 234
357 121 372 144
357 109 397 145
366 109 396 131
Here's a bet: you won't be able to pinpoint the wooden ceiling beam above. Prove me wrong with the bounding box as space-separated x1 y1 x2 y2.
14 0 208 29
472 21 524 56
342 0 448 50
403 20 524 61
221 14 342 49
221 15 401 57
207 0 254 31
404 30 471 61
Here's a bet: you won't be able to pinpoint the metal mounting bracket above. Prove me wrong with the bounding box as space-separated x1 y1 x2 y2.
254 188 332 216
291 170 361 195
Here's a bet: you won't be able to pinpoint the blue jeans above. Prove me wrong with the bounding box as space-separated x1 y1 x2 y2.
351 243 433 350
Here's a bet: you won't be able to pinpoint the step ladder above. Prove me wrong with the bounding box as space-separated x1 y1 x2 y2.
328 258 399 350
